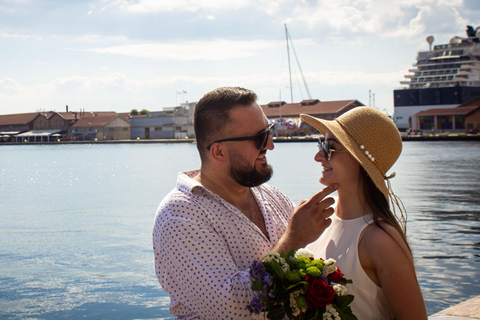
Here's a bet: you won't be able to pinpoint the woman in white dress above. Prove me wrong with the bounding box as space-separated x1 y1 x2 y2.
301 107 427 320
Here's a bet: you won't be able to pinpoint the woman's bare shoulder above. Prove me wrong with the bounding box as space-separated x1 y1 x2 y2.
360 220 413 263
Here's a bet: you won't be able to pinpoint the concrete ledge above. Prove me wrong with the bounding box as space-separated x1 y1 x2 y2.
429 296 480 320
430 315 476 320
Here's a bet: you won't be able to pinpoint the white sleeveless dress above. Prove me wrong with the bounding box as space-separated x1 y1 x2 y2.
306 214 394 320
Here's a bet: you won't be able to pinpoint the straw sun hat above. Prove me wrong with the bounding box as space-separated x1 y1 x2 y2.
300 107 402 202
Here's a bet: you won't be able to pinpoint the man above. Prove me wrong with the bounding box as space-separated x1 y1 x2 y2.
153 87 336 319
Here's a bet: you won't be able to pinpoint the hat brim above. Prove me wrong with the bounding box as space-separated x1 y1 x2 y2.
300 114 389 201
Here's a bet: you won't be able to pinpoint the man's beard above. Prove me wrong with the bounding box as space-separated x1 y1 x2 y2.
229 152 273 188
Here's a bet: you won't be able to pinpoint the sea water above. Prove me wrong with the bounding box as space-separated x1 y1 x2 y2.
0 141 479 319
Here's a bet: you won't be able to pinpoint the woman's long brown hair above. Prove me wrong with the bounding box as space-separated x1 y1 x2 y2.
359 166 412 255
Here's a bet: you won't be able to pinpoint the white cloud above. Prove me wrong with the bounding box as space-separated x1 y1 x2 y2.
306 69 407 86
0 31 42 40
0 77 20 94
72 34 128 43
0 66 405 112
287 0 468 40
83 39 289 61
92 0 279 13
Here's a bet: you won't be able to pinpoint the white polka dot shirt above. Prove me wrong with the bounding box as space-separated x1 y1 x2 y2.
153 170 295 319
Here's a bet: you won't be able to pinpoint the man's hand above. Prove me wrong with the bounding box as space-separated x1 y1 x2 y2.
272 184 337 253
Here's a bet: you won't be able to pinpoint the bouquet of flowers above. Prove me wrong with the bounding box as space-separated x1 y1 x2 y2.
246 248 357 320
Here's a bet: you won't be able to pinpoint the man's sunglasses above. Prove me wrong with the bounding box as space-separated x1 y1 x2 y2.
207 123 274 150
318 139 344 160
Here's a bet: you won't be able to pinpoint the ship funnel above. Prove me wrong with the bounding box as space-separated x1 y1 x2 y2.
426 35 434 51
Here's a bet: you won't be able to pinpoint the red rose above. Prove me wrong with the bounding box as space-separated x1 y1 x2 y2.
327 267 346 283
305 276 335 309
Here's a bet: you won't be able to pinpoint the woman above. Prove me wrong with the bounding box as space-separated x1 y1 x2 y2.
301 107 427 320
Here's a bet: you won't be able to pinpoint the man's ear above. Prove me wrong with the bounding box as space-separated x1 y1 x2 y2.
209 143 227 163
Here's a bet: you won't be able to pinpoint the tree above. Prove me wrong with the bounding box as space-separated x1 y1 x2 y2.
140 109 149 115
130 109 139 115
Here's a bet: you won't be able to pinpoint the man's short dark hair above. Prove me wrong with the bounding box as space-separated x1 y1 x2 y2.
194 87 258 160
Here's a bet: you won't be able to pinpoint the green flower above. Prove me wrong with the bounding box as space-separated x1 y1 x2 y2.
296 295 307 309
295 257 311 269
306 266 322 277
309 259 324 272
285 270 301 283
298 268 307 278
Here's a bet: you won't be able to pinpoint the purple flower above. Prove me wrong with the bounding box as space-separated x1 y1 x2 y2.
264 275 272 286
246 293 266 314
250 260 273 286
251 260 266 279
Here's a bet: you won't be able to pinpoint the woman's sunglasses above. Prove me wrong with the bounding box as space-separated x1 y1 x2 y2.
318 139 344 160
207 123 274 150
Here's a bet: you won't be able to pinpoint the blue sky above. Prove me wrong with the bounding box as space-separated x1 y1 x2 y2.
1 0 479 116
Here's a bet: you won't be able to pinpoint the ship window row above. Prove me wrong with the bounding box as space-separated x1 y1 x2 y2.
417 62 473 70
411 76 455 82
434 49 464 57
408 80 480 88
413 69 459 77
418 65 463 71
417 56 473 66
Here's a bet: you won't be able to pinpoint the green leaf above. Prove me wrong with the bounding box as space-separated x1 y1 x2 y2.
332 303 358 320
269 259 286 280
334 294 354 309
266 304 286 320
286 281 308 292
252 280 263 292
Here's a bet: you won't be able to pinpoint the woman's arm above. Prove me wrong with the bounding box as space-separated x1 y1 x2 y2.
359 223 428 320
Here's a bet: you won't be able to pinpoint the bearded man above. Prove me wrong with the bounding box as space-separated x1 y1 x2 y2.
153 87 336 319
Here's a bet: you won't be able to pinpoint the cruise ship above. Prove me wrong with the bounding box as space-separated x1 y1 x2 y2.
393 25 480 131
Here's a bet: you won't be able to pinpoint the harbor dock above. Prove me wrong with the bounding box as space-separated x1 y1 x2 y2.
1 133 480 145
429 296 480 319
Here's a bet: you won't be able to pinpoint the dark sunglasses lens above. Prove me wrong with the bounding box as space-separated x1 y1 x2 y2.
320 140 330 160
257 131 268 149
257 126 273 150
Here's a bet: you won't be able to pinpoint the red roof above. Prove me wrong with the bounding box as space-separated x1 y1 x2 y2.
261 99 364 118
71 113 123 127
117 112 132 121
459 96 480 107
0 113 39 126
415 106 478 116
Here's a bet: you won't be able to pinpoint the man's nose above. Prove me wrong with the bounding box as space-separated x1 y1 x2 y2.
265 135 274 150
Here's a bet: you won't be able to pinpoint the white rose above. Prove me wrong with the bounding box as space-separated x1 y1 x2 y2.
294 248 314 259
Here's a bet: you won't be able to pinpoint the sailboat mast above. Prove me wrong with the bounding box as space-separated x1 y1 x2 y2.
284 24 312 102
285 24 293 103
288 31 312 100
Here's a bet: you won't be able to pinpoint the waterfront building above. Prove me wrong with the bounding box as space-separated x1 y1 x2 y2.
0 113 38 141
70 112 130 141
129 102 194 139
393 25 480 131
260 99 364 135
1 111 80 142
410 97 480 133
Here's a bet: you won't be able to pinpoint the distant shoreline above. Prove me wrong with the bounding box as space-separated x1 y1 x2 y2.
2 134 480 145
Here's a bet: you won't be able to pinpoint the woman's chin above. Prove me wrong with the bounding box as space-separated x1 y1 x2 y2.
319 177 331 186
